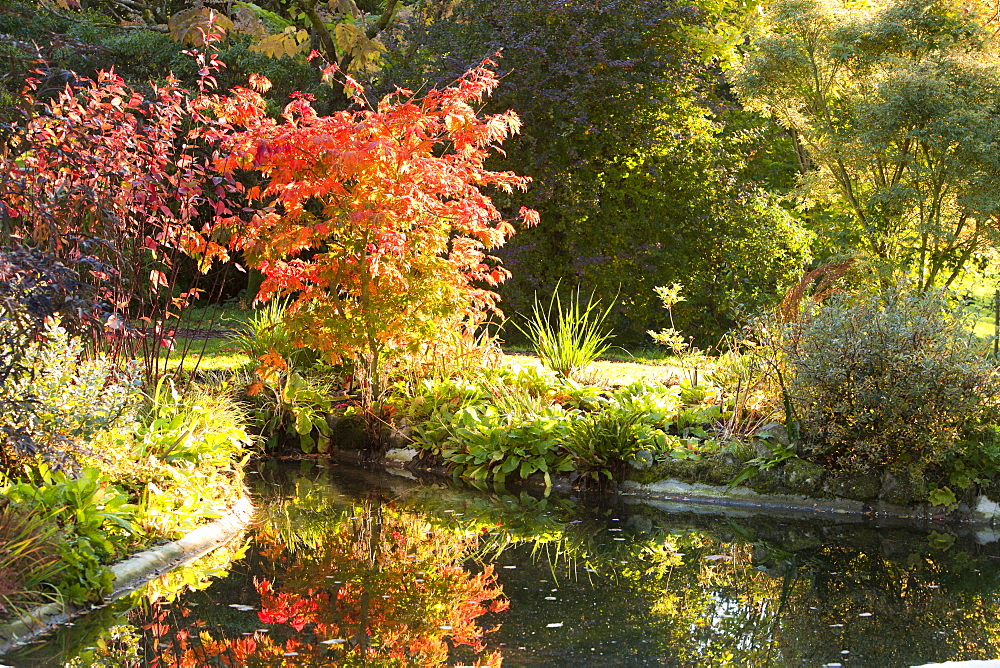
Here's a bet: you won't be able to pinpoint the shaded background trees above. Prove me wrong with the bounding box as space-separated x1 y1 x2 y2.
382 0 811 345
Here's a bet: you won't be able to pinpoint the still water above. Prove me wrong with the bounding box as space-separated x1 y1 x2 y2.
6 460 1000 667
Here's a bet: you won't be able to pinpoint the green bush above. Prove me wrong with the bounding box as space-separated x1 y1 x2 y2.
1 319 141 466
783 285 1000 476
122 381 253 537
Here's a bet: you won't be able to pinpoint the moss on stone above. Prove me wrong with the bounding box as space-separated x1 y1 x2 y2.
746 467 786 495
627 454 742 487
783 459 827 496
879 469 930 506
822 471 880 502
627 457 700 485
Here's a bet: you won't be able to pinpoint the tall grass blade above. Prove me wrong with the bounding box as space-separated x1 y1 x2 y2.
516 286 615 381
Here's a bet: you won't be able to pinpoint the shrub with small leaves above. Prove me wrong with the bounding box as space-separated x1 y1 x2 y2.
783 285 1000 478
1 319 142 466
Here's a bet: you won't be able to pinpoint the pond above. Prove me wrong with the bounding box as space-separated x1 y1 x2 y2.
5 460 1000 667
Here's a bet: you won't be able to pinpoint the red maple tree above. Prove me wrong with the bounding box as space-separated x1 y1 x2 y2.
218 59 538 405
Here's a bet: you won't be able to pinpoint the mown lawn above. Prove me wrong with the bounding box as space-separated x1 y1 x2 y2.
166 277 1000 379
950 270 1000 341
161 337 251 373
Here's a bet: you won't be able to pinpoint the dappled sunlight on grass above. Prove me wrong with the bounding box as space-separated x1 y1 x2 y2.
159 337 251 373
501 352 686 387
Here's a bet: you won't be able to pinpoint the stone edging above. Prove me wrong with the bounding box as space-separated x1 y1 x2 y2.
335 446 1000 529
620 479 1000 525
0 494 255 656
375 447 1000 526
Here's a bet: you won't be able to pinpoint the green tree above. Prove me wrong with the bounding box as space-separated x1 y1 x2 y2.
383 0 811 345
734 0 1000 289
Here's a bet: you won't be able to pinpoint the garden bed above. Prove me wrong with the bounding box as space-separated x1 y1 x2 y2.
0 495 254 656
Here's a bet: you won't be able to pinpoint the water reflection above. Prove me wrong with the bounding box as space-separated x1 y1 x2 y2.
6 460 1000 666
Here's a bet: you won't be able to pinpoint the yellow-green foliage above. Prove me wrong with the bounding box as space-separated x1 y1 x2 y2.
0 321 253 607
785 286 1000 476
105 380 254 538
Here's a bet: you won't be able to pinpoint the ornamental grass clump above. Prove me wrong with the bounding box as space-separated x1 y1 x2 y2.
517 288 615 382
227 299 316 372
0 503 62 616
783 285 1000 477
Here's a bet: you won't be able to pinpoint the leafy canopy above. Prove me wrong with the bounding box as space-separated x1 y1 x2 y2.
218 61 537 401
734 0 1000 288
384 0 811 344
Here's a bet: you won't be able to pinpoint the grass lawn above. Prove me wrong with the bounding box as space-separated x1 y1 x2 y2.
160 336 251 373
502 352 687 386
958 280 999 339
168 334 682 385
166 276 1000 382
167 328 684 386
177 301 250 330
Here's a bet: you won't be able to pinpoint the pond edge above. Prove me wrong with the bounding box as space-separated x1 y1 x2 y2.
374 446 1000 528
0 494 255 657
618 479 1000 526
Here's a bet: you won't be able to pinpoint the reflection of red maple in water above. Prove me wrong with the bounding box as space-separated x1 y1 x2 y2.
148 502 507 667
255 565 508 660
256 581 325 632
251 505 508 665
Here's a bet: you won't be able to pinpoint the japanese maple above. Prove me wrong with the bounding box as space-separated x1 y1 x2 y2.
219 59 538 406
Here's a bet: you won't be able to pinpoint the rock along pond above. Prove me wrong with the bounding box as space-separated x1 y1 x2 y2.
5 460 1000 667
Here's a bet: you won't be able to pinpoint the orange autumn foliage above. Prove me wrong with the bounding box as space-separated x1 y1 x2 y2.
217 60 537 401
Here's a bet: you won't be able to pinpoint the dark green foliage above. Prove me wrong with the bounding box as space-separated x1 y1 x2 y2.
0 2 327 111
384 0 811 345
784 285 1000 479
0 247 107 337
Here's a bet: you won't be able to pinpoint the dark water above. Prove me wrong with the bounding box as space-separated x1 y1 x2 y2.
5 459 1000 667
